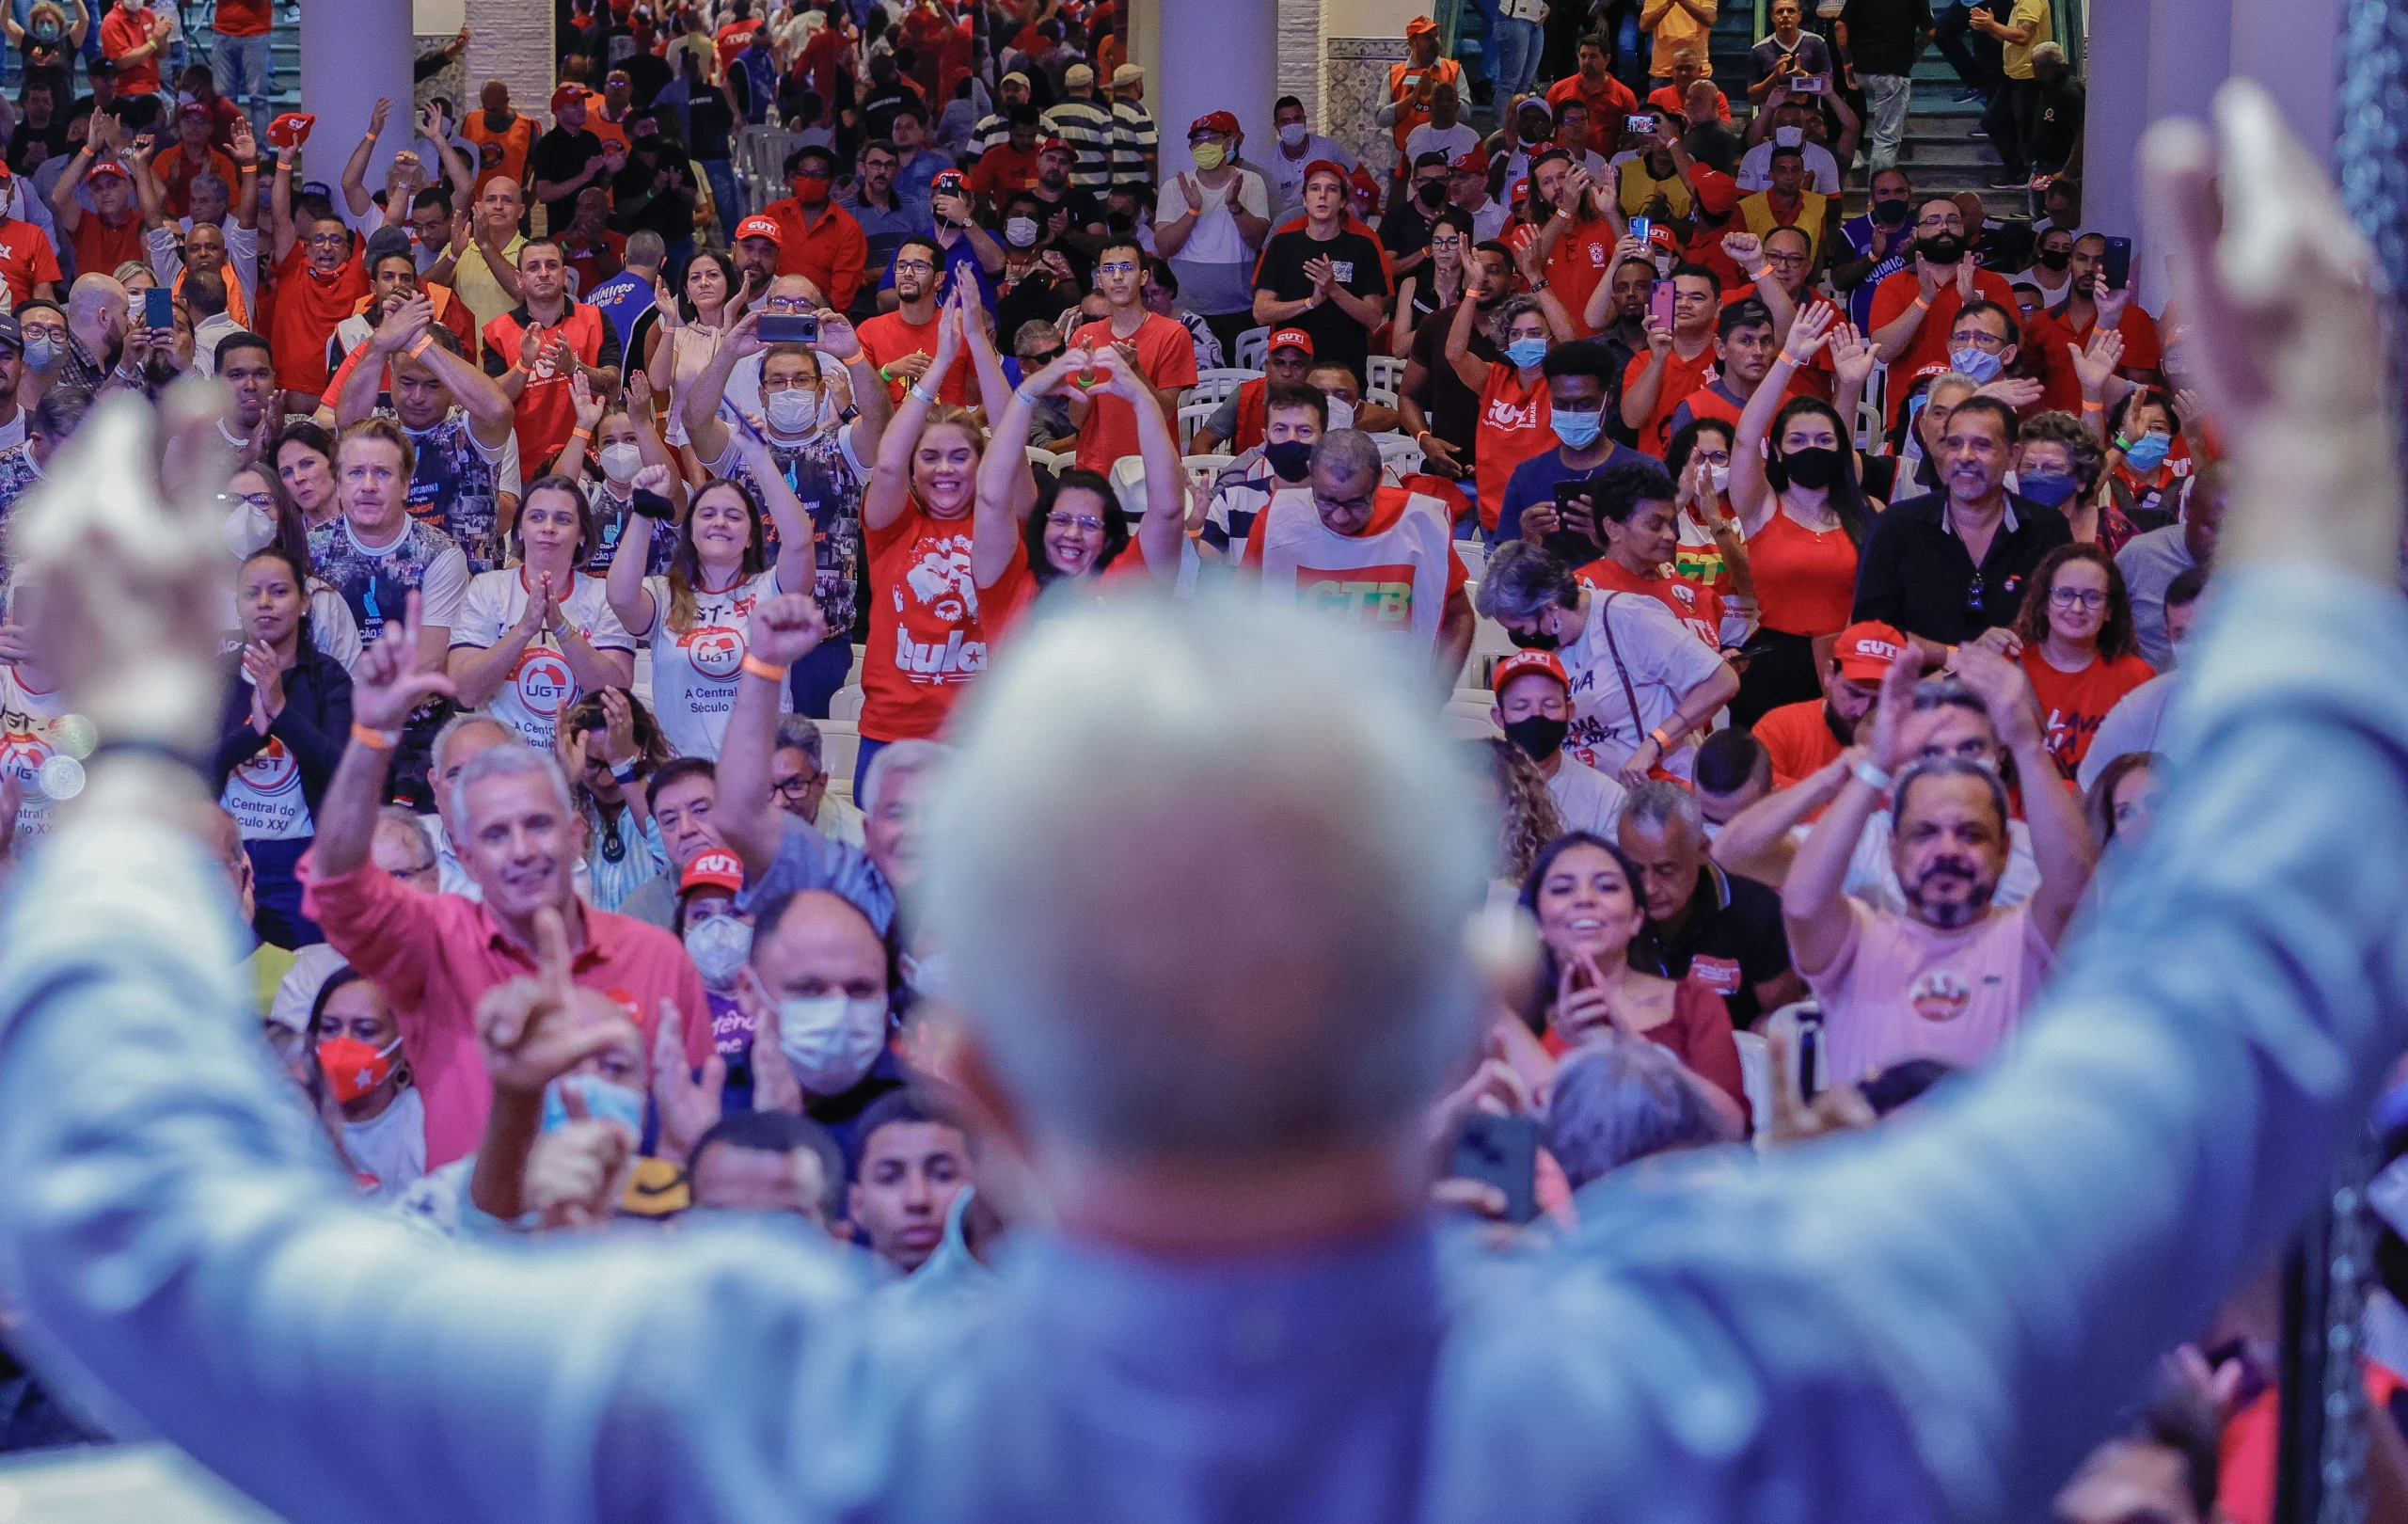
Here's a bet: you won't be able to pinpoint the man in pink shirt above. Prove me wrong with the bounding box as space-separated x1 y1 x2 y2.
1782 643 2096 1086
299 595 711 1167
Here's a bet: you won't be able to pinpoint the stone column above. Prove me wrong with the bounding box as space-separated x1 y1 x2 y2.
299 0 415 194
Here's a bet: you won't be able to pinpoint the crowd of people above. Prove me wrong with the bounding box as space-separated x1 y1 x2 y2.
0 4 2350 1519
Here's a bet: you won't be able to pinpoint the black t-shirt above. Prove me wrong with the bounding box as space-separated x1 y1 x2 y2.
861 80 928 142
995 265 1076 341
1405 297 1500 462
531 126 609 232
1627 865 1793 1030
2029 81 2085 173
1838 0 1934 76
1253 225 1391 386
611 148 695 240
686 91 734 161
7 117 67 176
1380 198 1439 264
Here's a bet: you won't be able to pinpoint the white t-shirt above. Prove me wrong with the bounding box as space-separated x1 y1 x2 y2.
631 568 791 760
1265 136 1358 220
221 730 315 840
0 665 69 847
1735 140 1843 196
341 1087 428 1199
451 569 638 752
1560 590 1726 780
1404 121 1484 170
1545 754 1628 836
1154 168 1272 266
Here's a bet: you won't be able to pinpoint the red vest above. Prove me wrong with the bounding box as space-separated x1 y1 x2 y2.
483 302 608 471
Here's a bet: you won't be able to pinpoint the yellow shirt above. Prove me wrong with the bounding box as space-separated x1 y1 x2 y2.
452 234 528 347
1641 0 1719 80
1740 188 1827 264
1618 156 1694 219
2002 0 2051 79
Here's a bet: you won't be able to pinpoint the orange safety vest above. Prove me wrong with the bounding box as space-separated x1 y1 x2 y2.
174 260 247 327
482 300 610 469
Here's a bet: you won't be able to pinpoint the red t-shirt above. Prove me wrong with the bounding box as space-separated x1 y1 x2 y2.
1546 73 1640 124
101 7 164 95
714 19 762 71
857 307 975 407
1647 83 1732 121
0 219 61 307
1241 487 1469 602
1867 265 2021 414
68 207 144 288
1751 697 1845 785
1622 341 1717 456
160 146 238 221
212 0 271 35
1574 556 1724 648
2052 299 2164 373
1474 361 1553 531
1067 313 1199 472
1748 509 1859 637
2020 647 2156 777
1545 215 1621 340
862 499 1032 741
969 143 1039 206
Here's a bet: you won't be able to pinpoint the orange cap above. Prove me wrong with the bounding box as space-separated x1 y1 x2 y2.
1831 622 1911 682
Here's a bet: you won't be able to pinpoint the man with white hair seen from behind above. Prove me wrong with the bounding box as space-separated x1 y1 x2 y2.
1617 778 1801 1030
11 82 2408 1524
1546 1032 1739 1192
297 596 711 1169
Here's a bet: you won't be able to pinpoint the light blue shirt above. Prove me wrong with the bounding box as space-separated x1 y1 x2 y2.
1 564 2405 1523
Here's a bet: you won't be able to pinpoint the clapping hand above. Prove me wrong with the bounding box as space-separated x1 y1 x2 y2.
652 272 683 329
1949 643 2045 753
1860 643 1928 776
240 640 284 734
650 998 725 1164
739 965 804 1113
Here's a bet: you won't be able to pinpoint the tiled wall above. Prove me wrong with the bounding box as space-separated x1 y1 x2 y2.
1324 36 1409 180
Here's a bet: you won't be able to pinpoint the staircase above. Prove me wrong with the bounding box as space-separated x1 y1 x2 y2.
4 5 305 109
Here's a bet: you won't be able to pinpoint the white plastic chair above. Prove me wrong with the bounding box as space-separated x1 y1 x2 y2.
816 718 861 782
1232 325 1272 372
1177 401 1220 448
1472 611 1516 658
1026 445 1068 473
846 644 865 685
1374 432 1426 478
1734 1029 1773 1145
1367 354 1406 398
829 684 865 722
1185 367 1259 408
1456 536 1490 578
1437 709 1500 739
1109 454 1149 516
1182 452 1233 505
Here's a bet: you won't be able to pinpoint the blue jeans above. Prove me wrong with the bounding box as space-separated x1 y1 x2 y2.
1488 16 1544 99
1861 72 1912 170
244 836 323 951
787 634 850 719
211 30 274 115
703 159 740 236
853 735 887 795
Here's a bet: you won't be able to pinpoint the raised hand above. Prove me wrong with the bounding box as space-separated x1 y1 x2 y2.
651 273 682 330
372 294 435 353
1828 320 1876 390
1861 643 1925 776
813 310 858 359
1950 643 2044 753
598 685 639 767
631 463 674 496
1972 375 2045 409
2068 325 2126 396
368 97 392 139
650 998 726 1163
746 592 828 668
1781 299 1838 365
738 965 804 1114
348 591 457 732
1719 230 1764 269
229 117 257 167
525 1102 633 1230
570 370 604 430
476 907 635 1097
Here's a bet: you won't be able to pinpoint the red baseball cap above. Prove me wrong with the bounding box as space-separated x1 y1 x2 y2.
735 214 784 246
550 83 587 110
1349 165 1381 196
1448 149 1489 175
931 168 969 194
87 159 129 183
1035 135 1072 156
265 111 315 150
1188 110 1242 138
1302 157 1351 190
1491 649 1570 693
1506 176 1529 202
680 848 747 897
1830 622 1911 682
1267 327 1313 355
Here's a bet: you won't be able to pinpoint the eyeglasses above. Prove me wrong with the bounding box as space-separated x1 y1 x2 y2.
1317 489 1378 516
764 294 815 312
304 232 349 247
1430 234 1464 249
1916 214 1965 231
2048 586 2107 611
892 258 936 274
1950 330 2007 352
1095 260 1138 276
1047 512 1103 532
218 490 273 511
771 770 823 800
1766 249 1809 267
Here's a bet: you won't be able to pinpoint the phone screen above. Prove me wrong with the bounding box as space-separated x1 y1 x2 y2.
144 285 174 331
1450 1113 1540 1225
1630 214 1653 246
2101 236 2133 292
757 312 820 345
1650 279 1676 329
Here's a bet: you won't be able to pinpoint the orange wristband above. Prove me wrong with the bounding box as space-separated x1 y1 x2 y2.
739 654 787 682
569 426 594 442
350 722 399 751
406 334 434 360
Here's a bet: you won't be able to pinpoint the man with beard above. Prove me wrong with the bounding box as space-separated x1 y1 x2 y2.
855 234 969 405
845 140 932 314
1783 641 2092 1082
1750 621 1906 780
1866 194 2020 401
757 144 868 314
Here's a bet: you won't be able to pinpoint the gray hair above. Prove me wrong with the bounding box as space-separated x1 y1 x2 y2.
1545 1033 1729 1190
372 804 435 863
2029 40 2066 67
431 709 512 778
1473 539 1578 625
188 172 230 204
925 594 1490 1161
623 229 668 271
1308 427 1382 484
862 738 947 821
450 738 576 832
1618 777 1703 839
1890 754 2011 835
1013 318 1064 357
773 714 825 770
1485 293 1545 351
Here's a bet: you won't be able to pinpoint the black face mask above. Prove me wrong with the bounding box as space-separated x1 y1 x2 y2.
1508 625 1560 651
1263 438 1313 482
2036 246 2071 272
1872 197 1909 226
1502 714 1568 763
1104 212 1135 233
1417 180 1447 209
1918 232 1968 265
1774 445 1845 491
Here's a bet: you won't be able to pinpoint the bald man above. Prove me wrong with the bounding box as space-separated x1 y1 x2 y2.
434 174 529 341
61 272 127 389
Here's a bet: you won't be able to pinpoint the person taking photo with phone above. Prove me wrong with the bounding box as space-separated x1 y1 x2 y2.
2050 232 2162 386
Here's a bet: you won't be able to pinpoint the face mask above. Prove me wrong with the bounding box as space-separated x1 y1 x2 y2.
2119 431 2172 473
2036 246 2070 272
683 913 753 985
541 1072 647 1136
1918 232 1968 264
1777 445 1844 491
1004 215 1038 247
1507 624 1560 651
1323 394 1355 432
776 992 889 1095
222 498 275 558
1191 141 1226 170
1502 713 1568 763
1708 463 1731 494
1773 126 1803 148
1504 336 1548 370
788 173 832 200
316 1035 402 1103
2016 470 2080 507
22 335 60 373
1872 197 1909 226
1417 181 1447 209
1948 345 2004 384
1277 122 1307 148
598 441 643 483
1550 407 1603 449
1263 438 1313 482
765 388 821 435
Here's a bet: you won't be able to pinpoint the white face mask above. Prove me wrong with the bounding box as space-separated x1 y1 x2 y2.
776 992 889 1096
1773 125 1804 149
598 441 643 483
683 913 752 985
1004 215 1038 247
764 389 821 436
1708 463 1731 494
1323 394 1355 432
222 498 275 558
1277 122 1307 148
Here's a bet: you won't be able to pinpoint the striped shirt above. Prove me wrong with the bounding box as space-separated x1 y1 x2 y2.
1041 96 1117 188
971 111 1016 155
1110 99 1157 185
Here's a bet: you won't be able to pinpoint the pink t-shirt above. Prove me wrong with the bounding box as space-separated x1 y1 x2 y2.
1804 899 2052 1085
